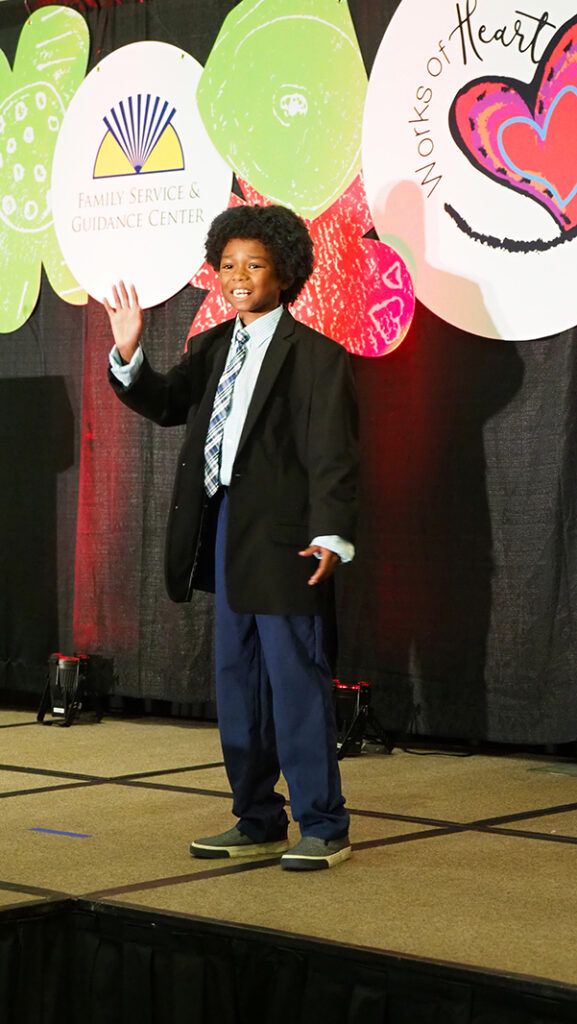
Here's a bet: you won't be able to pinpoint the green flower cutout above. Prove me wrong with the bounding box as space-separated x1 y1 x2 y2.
197 0 367 219
0 6 89 333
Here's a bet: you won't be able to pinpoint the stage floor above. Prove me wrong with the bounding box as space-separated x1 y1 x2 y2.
1 709 577 990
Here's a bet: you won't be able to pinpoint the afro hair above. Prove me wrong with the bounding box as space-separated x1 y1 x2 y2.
205 204 314 306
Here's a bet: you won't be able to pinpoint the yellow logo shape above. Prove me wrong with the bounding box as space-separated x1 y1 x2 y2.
93 95 184 178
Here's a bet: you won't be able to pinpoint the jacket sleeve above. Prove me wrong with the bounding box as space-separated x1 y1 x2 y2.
108 329 226 428
306 342 359 544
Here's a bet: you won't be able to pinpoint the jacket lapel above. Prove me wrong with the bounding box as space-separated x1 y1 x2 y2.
187 320 235 446
200 320 235 401
236 309 296 456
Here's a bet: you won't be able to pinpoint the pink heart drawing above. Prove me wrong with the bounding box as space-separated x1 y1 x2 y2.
450 15 577 231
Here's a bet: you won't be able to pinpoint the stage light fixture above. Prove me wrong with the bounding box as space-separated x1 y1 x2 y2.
333 679 394 758
37 653 106 727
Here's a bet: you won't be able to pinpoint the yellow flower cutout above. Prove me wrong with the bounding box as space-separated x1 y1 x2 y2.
0 6 89 333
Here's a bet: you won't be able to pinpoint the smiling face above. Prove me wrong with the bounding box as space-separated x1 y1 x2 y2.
218 238 289 324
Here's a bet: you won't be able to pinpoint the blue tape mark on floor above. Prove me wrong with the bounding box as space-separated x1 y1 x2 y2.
28 828 92 838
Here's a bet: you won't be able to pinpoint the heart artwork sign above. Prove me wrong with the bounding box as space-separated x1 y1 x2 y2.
451 20 577 231
363 1 577 339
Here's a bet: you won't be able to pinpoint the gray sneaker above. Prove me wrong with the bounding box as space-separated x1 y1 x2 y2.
280 833 351 871
190 825 288 859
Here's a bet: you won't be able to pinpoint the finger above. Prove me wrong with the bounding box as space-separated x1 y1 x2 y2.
313 551 339 584
308 561 330 585
308 551 329 585
299 546 316 557
118 280 130 306
129 283 140 308
111 283 121 309
308 566 322 585
102 296 113 314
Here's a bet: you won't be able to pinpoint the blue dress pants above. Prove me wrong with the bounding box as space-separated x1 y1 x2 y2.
214 491 349 842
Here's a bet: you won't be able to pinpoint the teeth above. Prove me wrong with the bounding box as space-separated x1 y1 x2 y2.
233 289 250 296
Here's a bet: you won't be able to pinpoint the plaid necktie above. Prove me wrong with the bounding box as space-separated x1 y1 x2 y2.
204 326 249 497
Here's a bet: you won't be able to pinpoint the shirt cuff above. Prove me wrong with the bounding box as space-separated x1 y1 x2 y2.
109 344 143 386
311 535 355 563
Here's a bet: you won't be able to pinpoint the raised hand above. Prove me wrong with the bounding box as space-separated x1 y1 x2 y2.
102 281 143 364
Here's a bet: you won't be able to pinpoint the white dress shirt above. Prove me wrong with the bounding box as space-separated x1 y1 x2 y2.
109 306 354 562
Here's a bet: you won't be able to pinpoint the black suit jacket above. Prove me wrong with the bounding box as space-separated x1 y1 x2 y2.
109 309 358 615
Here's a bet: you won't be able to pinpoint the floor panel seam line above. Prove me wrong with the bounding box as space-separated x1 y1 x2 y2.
81 857 281 898
115 780 232 798
341 804 577 831
348 807 465 828
0 763 105 782
0 879 70 898
471 824 577 844
0 780 106 799
109 762 225 781
0 763 226 784
353 826 463 850
0 722 39 730
468 801 577 826
355 823 577 849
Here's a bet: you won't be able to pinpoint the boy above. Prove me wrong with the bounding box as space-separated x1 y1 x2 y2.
105 204 358 870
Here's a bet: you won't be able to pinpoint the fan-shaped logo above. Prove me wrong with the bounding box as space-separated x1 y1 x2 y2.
94 95 184 179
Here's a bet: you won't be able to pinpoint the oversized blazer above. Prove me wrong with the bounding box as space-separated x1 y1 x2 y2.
109 308 358 616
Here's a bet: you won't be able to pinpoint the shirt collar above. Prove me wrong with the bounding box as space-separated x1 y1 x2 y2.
235 305 284 348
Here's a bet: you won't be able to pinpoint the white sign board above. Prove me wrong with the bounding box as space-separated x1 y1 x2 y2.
363 1 577 339
52 41 232 308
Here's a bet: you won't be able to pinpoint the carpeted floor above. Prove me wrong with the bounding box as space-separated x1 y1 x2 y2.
1 709 577 987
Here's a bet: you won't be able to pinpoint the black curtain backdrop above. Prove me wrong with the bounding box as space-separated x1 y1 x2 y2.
1 0 577 743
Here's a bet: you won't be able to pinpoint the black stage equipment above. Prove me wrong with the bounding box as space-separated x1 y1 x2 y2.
37 654 106 726
333 679 394 758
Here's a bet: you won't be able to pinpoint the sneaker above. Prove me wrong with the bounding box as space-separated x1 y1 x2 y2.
280 834 352 871
190 825 289 859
